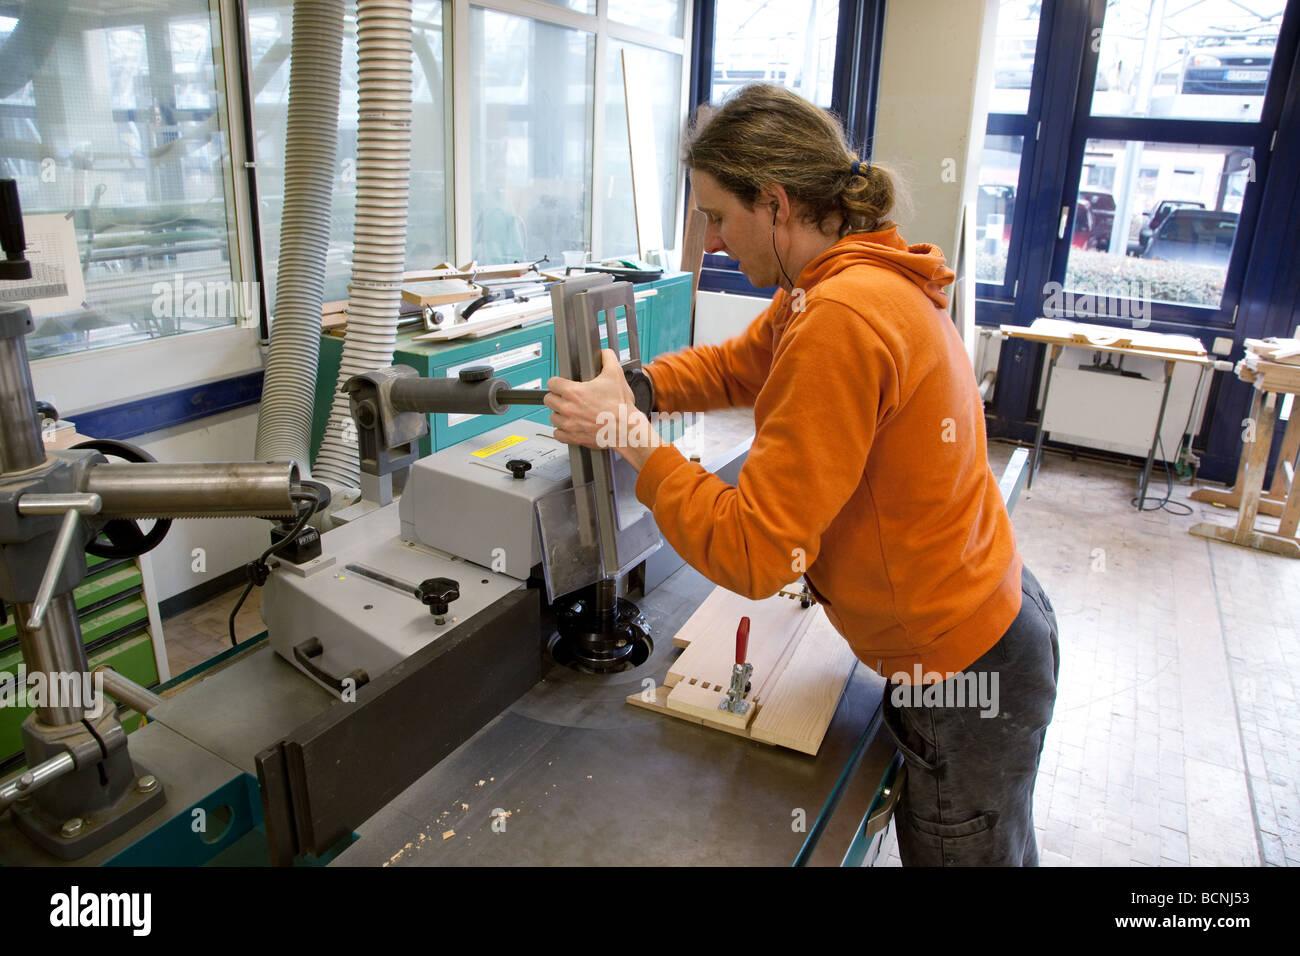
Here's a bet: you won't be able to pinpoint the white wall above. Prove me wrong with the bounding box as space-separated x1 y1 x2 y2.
693 290 766 346
30 325 270 605
131 406 272 605
872 0 1000 348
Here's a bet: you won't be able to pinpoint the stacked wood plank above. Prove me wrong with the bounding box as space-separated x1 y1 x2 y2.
1238 339 1300 391
1190 338 1300 558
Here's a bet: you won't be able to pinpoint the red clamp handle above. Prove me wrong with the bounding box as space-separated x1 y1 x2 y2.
735 616 750 665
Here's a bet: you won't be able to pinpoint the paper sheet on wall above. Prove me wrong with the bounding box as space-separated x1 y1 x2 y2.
0 213 86 318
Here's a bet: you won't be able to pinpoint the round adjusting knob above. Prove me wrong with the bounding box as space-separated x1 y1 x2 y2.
416 577 460 617
506 459 532 479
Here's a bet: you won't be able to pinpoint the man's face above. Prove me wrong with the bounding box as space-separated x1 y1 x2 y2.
691 170 779 288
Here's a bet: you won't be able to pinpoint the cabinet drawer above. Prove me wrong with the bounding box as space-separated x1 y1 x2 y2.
432 356 553 449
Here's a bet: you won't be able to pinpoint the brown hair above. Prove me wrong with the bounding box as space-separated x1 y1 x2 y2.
683 83 897 237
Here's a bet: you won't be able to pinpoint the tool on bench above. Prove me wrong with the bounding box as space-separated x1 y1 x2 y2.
719 616 754 714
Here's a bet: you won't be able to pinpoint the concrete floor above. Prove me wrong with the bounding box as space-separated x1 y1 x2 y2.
165 438 1300 867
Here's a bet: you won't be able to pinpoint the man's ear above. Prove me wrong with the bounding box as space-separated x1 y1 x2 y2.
759 183 792 227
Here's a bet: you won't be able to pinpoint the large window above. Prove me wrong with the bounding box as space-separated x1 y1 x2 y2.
0 2 239 359
2 1 691 363
976 0 1042 289
249 1 450 305
468 8 593 262
977 0 1300 487
710 0 839 106
602 40 684 258
456 0 690 265
976 0 1290 327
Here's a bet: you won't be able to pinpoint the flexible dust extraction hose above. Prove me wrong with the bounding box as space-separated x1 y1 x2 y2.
312 0 413 488
254 0 345 471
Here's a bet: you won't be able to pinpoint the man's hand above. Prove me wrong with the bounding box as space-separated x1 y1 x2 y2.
545 349 661 470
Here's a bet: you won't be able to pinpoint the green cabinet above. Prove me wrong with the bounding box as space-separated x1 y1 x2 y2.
311 271 692 459
1 554 162 768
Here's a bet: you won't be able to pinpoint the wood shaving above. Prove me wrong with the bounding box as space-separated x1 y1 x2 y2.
460 802 469 810
476 779 485 787
442 829 455 840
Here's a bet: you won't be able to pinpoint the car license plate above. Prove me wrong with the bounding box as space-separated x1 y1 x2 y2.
1225 70 1267 81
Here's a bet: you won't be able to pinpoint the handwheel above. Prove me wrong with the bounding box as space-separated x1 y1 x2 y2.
71 439 173 559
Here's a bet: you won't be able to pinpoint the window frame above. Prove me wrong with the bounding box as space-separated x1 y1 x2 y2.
982 0 1300 485
449 0 693 267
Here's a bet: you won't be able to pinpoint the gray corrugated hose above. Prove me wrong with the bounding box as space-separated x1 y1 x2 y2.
312 0 413 488
254 0 345 472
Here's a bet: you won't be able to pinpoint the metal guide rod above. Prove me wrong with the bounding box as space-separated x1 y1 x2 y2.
0 752 76 814
20 493 102 629
94 666 164 716
14 594 88 726
82 461 300 518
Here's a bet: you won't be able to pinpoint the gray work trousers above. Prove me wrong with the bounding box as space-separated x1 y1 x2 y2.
880 564 1061 866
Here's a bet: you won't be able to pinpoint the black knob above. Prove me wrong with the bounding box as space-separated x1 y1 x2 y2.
459 365 494 383
506 458 532 479
416 577 460 616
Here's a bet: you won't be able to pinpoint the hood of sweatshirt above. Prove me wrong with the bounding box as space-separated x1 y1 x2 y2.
793 226 956 310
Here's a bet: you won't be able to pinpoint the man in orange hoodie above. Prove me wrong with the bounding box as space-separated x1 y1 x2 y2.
545 84 1060 866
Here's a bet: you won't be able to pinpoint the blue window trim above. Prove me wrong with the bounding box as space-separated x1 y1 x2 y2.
699 254 777 298
981 0 1300 484
70 372 265 442
688 0 886 299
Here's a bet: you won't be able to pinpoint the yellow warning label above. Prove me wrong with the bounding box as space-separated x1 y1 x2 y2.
471 434 528 458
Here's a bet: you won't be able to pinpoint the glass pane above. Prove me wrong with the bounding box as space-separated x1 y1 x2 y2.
610 0 684 38
249 2 448 307
1092 0 1285 122
712 0 839 107
1063 139 1253 310
0 3 237 360
539 0 595 14
989 0 1041 114
975 134 1024 286
602 42 683 259
470 9 594 262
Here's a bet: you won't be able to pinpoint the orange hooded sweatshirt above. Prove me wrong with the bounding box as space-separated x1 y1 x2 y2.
636 227 1022 680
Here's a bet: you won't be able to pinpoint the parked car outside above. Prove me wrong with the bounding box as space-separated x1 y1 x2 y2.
1141 208 1238 268
1179 33 1275 95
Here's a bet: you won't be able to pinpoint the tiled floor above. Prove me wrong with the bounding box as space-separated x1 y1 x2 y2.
165 439 1300 867
162 584 264 678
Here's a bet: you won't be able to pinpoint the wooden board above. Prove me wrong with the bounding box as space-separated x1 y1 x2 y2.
1245 337 1300 366
681 207 707 306
412 300 552 342
750 611 858 753
622 49 665 259
1003 319 1208 360
1239 358 1300 393
403 262 538 283
628 586 856 755
400 278 481 308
